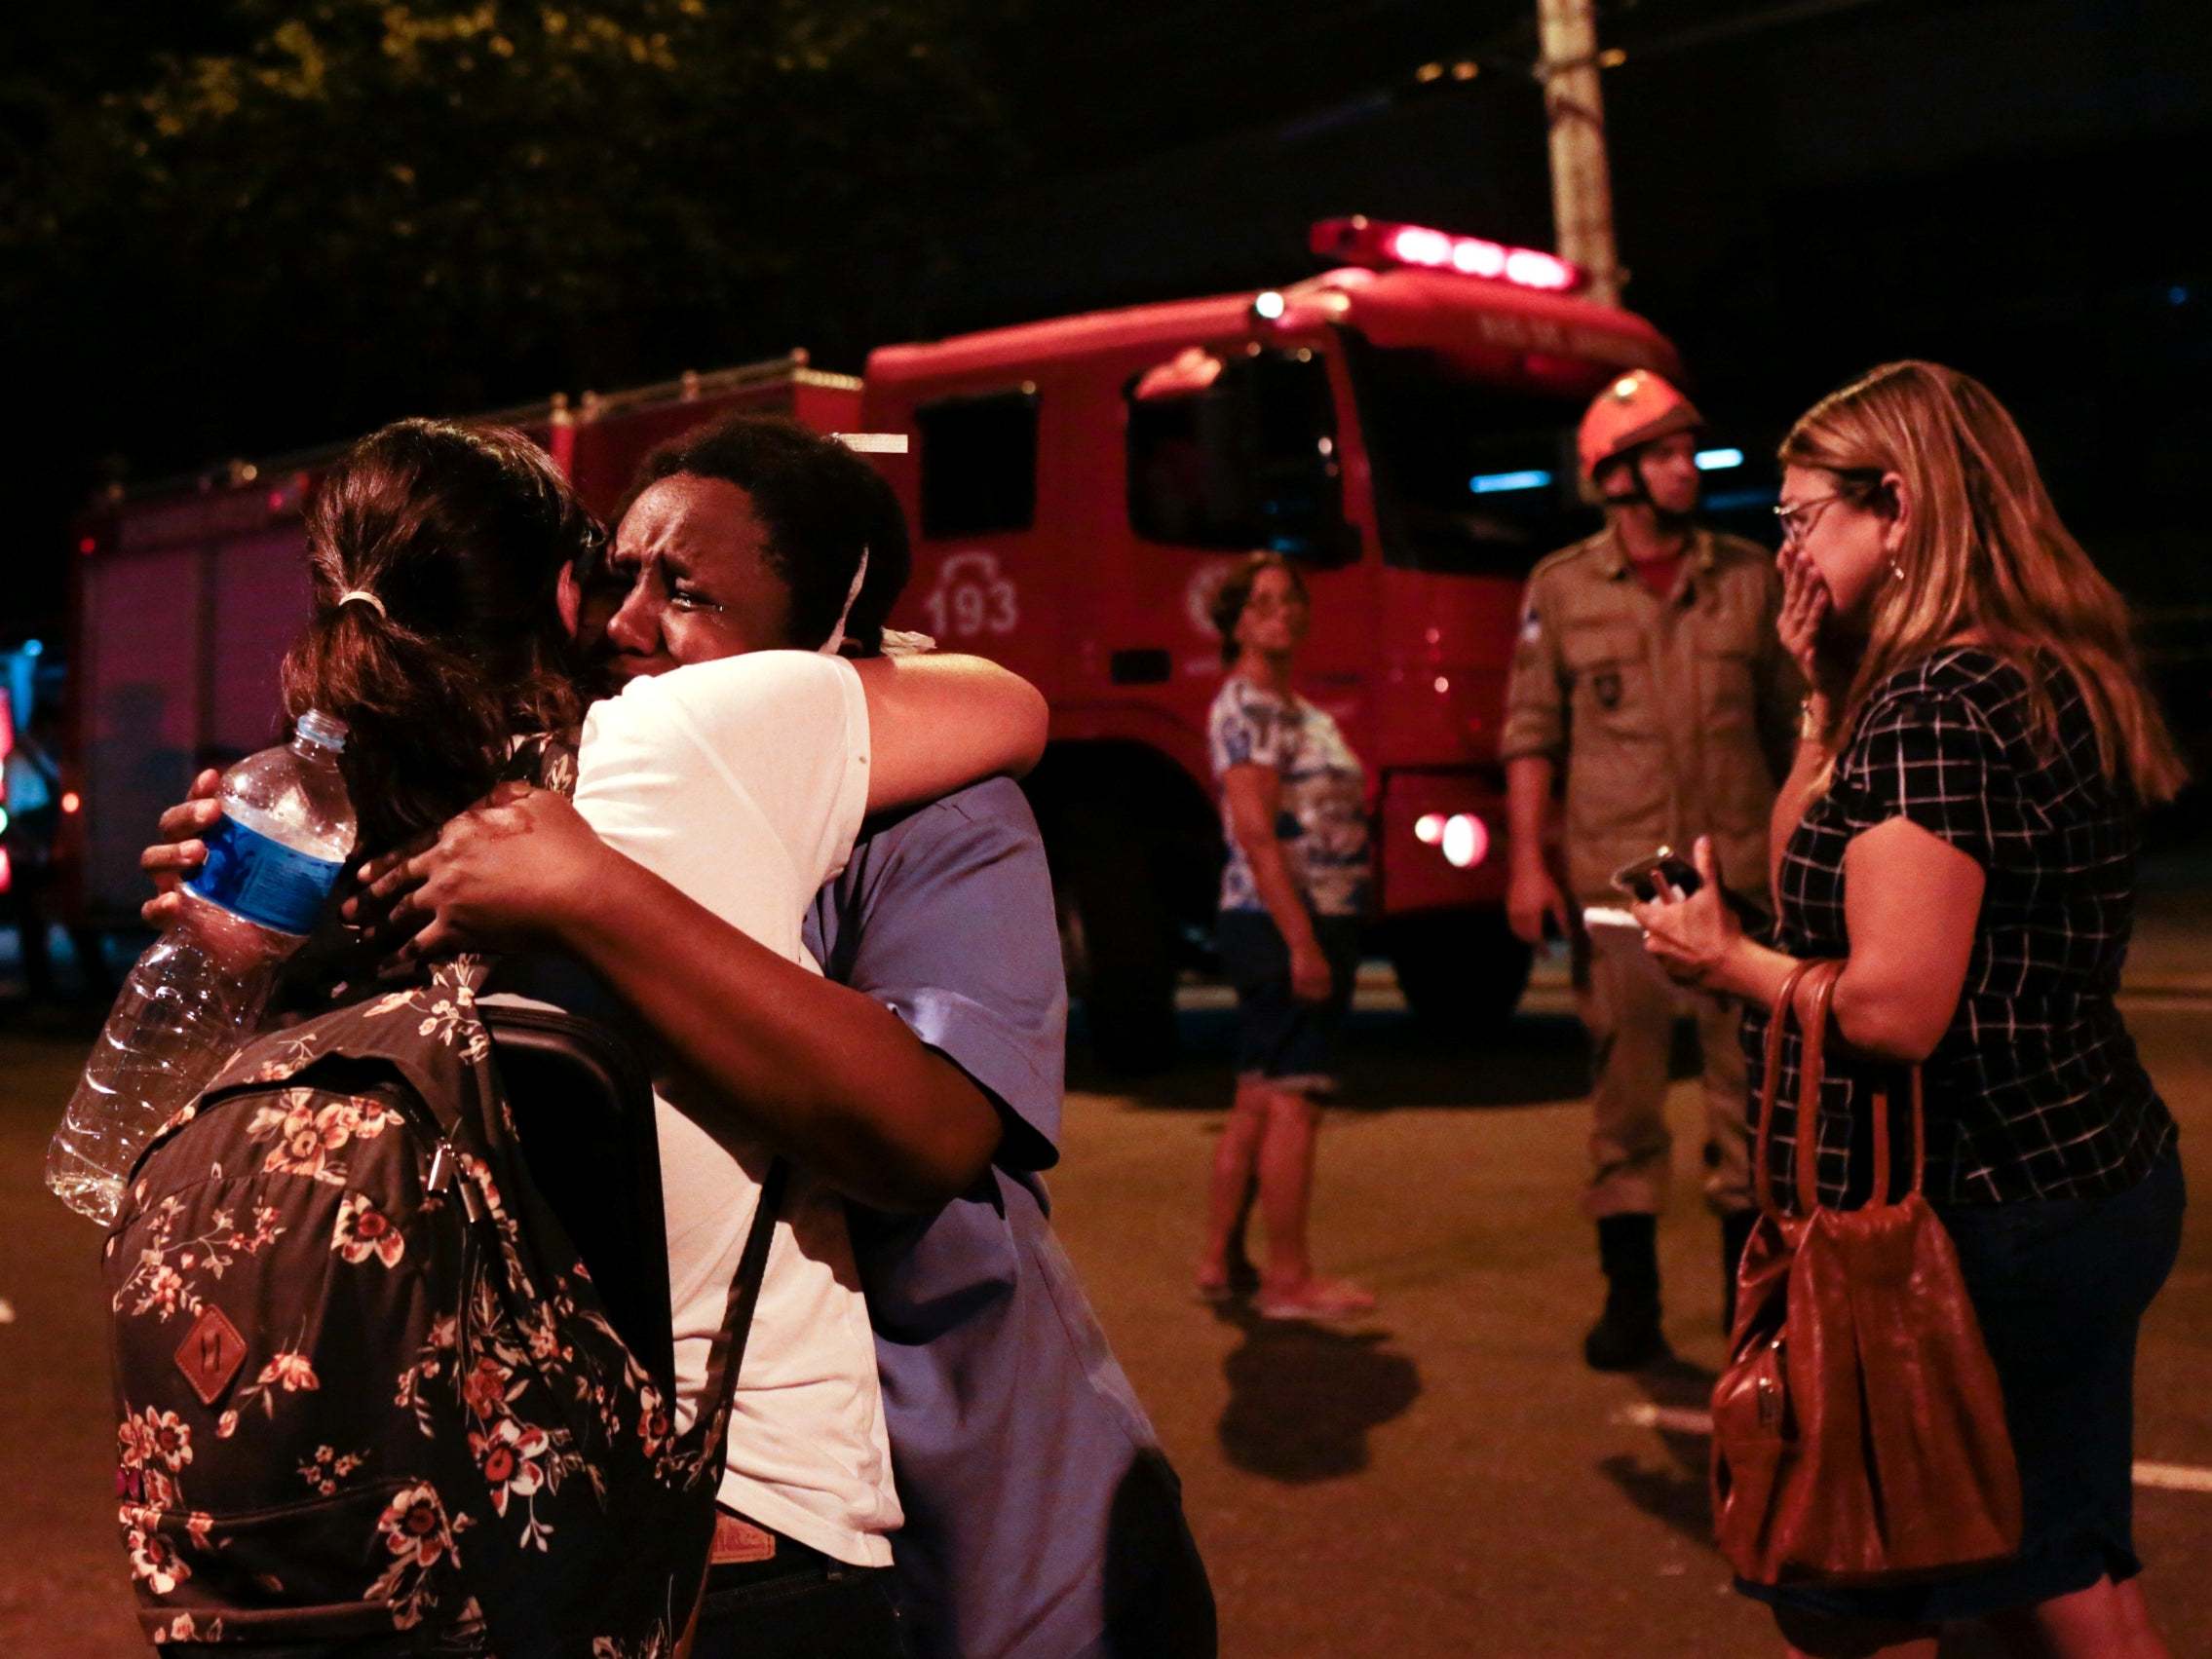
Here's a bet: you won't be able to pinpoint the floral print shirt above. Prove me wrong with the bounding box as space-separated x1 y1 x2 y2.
1206 675 1372 917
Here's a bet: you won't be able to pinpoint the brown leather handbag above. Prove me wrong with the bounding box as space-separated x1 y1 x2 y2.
1711 959 2022 1586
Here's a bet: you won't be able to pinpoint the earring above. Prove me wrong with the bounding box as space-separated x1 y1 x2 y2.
1888 559 1905 583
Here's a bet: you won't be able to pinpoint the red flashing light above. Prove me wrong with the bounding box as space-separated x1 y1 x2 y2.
78 536 97 555
1442 812 1491 870
1311 216 1584 294
61 790 82 815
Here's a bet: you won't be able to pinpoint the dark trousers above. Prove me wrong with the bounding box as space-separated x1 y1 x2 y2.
691 1517 910 1659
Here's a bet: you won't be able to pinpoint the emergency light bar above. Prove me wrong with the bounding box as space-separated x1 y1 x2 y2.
1311 216 1584 294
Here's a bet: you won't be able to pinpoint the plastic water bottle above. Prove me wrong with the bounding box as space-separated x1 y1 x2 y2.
47 710 358 1225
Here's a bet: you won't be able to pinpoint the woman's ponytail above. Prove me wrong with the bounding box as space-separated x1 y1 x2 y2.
280 419 595 852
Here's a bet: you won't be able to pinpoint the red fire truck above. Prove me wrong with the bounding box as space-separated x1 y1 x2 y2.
65 217 1687 1066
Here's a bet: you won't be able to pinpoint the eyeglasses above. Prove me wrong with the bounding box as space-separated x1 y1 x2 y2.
1773 494 1843 551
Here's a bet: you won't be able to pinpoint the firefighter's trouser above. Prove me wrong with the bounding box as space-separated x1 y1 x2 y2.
1575 918 1752 1220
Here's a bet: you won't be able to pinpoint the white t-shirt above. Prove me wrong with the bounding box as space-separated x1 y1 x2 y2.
572 650 900 1567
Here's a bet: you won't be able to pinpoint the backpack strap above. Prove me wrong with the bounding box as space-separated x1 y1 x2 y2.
683 1159 790 1471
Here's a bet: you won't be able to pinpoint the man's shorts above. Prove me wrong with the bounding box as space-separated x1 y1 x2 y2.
1216 908 1362 1096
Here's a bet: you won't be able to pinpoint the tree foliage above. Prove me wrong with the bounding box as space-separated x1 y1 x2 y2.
13 0 1012 473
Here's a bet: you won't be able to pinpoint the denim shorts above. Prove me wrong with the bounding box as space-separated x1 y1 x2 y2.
1739 1143 2186 1626
1216 908 1362 1095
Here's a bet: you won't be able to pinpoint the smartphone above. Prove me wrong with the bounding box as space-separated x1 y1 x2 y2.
1609 846 1703 904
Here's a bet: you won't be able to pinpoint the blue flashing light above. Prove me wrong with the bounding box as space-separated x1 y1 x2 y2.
1704 487 1779 512
1469 468 1552 495
2171 285 2192 307
20 639 41 657
1694 447 1745 471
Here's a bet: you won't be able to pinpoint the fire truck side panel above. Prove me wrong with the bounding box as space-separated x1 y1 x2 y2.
859 370 1069 702
209 527 317 754
790 379 865 438
78 543 215 925
565 379 857 520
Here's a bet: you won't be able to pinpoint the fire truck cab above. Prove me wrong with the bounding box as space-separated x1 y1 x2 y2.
859 218 1681 1065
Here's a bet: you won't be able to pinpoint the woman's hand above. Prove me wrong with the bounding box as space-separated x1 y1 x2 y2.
1776 547 1834 703
137 769 223 926
347 783 612 962
1288 938 1334 1004
1629 836 1742 989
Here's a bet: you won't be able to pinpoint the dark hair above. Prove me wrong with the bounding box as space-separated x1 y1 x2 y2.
619 414 913 656
1210 552 1309 664
281 419 600 851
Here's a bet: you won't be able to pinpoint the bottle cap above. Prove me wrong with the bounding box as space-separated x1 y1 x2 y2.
294 710 350 752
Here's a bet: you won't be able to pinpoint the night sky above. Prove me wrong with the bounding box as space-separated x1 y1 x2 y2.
5 0 2205 638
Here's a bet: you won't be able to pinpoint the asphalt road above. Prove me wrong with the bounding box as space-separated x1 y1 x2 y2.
2 881 2208 1657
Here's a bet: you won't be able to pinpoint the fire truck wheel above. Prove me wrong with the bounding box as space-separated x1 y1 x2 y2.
1384 908 1533 1034
1057 811 1181 1075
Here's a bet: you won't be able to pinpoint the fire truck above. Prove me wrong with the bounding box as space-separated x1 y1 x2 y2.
65 217 1692 1067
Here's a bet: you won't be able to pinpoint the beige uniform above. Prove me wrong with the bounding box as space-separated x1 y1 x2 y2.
1501 527 1799 1218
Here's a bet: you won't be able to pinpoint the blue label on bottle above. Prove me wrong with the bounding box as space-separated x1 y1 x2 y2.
185 815 345 935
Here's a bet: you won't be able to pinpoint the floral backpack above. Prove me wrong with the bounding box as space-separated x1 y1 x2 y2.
102 953 777 1655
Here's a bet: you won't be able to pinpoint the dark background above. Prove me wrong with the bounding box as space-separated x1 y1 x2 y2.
5 0 2206 638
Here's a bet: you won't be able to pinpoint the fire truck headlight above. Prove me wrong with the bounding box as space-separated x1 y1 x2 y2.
1253 290 1286 320
1415 812 1445 846
1440 812 1489 869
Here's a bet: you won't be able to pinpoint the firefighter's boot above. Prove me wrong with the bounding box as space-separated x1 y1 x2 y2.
1583 1214 1667 1372
1720 1208 1759 1343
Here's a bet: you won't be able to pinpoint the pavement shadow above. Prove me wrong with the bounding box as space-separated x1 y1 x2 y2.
1341 1007 1592 1112
1073 1001 1597 1113
1211 1301 1421 1484
1596 1355 1719 1546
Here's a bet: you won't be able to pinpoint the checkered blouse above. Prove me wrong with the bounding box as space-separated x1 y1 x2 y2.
1742 648 2176 1209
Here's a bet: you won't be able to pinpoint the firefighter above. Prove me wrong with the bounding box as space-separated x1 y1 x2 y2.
1500 370 1800 1371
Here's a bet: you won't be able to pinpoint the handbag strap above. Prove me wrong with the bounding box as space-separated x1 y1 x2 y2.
1790 962 1847 1216
1755 959 1822 1221
1782 961 1929 1212
1880 1067 1929 1200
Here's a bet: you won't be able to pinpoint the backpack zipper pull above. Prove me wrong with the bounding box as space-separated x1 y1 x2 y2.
426 1138 485 1223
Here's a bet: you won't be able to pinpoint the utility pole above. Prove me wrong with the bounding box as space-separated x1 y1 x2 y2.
1535 0 1622 305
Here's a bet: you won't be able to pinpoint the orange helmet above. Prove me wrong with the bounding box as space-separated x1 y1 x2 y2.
1577 370 1704 482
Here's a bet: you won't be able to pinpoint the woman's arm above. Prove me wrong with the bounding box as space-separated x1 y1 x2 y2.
1830 817 1982 1060
1767 712 1829 907
1635 821 1982 1063
362 786 1003 1213
1220 762 1332 1002
853 653 1048 813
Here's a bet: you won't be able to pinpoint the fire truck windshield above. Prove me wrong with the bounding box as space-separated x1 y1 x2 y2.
1125 346 1356 565
1351 345 1599 578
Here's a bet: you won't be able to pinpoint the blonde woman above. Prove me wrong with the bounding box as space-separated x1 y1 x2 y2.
1632 362 2186 1659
